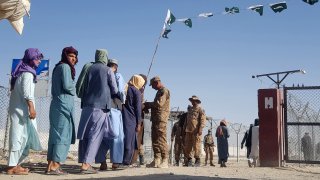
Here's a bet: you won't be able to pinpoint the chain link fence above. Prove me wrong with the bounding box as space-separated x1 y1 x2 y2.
284 86 320 163
0 85 250 163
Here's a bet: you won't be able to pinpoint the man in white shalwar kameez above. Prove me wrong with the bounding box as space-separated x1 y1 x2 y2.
7 48 43 175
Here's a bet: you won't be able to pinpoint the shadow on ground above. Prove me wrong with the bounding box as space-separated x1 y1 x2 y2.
0 163 248 179
71 174 247 180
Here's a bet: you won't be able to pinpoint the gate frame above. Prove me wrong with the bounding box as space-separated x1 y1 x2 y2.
284 86 320 164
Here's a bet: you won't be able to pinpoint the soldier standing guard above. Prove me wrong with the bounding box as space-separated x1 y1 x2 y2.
183 95 206 167
144 76 170 168
171 121 183 166
203 129 215 166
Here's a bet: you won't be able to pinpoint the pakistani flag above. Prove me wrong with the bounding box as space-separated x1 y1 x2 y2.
184 18 192 28
225 7 240 14
165 9 176 26
161 24 171 39
248 5 264 16
270 1 287 13
198 12 213 18
303 0 319 5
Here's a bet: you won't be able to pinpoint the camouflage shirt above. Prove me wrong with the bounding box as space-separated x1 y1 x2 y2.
184 105 206 133
204 134 214 147
146 87 170 124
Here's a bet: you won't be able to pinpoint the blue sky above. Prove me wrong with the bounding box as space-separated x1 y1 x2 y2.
0 0 319 126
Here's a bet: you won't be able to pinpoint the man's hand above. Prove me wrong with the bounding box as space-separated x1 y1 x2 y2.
241 144 244 149
27 100 36 120
136 124 141 132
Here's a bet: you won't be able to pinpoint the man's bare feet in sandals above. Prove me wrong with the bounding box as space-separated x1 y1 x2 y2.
7 166 29 175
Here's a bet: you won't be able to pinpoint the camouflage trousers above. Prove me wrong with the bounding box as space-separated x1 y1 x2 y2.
204 146 214 162
174 139 183 161
184 132 201 159
152 122 168 159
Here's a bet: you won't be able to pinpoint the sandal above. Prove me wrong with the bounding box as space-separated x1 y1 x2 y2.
7 167 28 175
46 168 68 175
80 165 98 174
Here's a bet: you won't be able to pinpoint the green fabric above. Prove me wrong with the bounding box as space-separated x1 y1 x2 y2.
184 18 192 28
225 7 240 14
270 2 287 13
95 49 108 64
249 5 263 16
49 64 76 147
76 62 93 98
162 29 171 39
165 9 176 25
303 0 318 5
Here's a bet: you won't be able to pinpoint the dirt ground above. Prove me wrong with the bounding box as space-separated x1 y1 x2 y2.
0 156 319 180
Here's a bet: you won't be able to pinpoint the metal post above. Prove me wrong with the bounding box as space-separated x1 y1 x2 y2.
237 133 239 162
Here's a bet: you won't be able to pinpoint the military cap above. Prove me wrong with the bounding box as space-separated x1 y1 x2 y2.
149 76 161 86
189 95 201 104
108 58 118 65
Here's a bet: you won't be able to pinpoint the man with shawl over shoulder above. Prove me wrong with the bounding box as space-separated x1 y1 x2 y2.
122 75 145 166
77 49 118 174
46 46 78 175
216 119 230 167
131 74 147 166
7 48 43 175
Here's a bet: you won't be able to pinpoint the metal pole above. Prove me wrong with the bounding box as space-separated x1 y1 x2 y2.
237 133 239 162
171 118 174 165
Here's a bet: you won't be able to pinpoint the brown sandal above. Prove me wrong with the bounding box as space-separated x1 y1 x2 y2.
46 167 68 175
7 166 29 175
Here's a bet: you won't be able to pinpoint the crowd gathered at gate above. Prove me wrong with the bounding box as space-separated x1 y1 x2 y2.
5 47 246 175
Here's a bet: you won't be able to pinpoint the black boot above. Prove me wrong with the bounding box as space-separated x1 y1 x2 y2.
210 161 215 167
194 158 200 167
139 155 144 165
175 160 179 166
187 158 193 167
222 161 227 167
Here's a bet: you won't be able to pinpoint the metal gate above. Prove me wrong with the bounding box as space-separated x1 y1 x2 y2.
284 86 320 164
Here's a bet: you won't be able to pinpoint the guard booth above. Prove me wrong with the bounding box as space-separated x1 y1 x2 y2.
258 89 283 167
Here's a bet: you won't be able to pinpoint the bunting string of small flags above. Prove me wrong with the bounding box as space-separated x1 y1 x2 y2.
160 0 318 38
147 0 318 78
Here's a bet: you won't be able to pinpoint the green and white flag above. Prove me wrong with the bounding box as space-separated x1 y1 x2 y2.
270 1 287 13
198 12 213 18
225 7 240 14
303 0 319 5
161 24 171 38
165 9 176 26
184 18 192 28
176 18 192 28
248 5 264 16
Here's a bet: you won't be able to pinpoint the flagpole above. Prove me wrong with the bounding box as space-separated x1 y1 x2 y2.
146 32 162 79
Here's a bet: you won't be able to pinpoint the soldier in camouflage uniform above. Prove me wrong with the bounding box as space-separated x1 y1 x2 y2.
183 95 206 167
144 76 170 168
203 129 215 166
171 121 183 166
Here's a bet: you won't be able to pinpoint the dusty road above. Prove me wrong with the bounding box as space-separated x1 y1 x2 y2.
1 157 319 180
